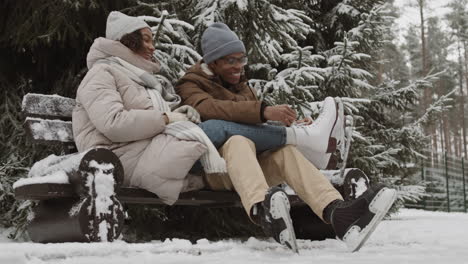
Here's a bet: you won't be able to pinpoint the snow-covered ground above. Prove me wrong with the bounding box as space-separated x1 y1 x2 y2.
0 209 467 264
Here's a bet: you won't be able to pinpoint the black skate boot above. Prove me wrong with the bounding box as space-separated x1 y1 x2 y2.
327 184 397 252
252 186 298 253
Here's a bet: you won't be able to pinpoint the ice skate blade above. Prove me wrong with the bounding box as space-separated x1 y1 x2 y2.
270 192 299 253
338 116 354 178
333 97 346 153
342 187 397 252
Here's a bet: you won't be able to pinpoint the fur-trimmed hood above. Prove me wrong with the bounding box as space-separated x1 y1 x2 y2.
86 37 160 74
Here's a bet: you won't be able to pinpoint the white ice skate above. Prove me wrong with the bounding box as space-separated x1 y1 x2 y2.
295 97 346 169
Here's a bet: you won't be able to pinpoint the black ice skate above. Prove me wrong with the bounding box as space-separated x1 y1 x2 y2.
253 186 298 253
330 184 397 252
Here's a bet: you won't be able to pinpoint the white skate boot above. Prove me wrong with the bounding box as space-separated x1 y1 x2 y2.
294 97 345 163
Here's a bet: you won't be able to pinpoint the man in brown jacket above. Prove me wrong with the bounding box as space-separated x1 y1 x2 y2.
176 23 396 253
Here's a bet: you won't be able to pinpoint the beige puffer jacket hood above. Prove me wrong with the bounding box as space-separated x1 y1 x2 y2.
72 37 207 204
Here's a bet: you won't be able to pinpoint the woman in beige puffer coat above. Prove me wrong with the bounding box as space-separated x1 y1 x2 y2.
72 12 207 205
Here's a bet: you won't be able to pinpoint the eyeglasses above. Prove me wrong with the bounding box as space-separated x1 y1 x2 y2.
221 56 248 66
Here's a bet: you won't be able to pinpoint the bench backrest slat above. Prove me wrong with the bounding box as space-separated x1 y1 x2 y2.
24 117 74 143
22 93 75 120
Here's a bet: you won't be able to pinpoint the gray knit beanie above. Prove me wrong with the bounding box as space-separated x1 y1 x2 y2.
201 23 246 64
106 11 150 41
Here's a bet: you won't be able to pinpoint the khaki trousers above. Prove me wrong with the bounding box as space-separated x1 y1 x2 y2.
204 135 343 220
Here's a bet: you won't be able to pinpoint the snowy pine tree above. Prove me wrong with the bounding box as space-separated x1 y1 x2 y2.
143 11 201 82
189 0 312 66
186 0 318 117
250 47 325 117
257 0 453 208
121 2 201 83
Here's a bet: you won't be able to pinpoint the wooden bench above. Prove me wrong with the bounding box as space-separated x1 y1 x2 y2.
14 93 369 243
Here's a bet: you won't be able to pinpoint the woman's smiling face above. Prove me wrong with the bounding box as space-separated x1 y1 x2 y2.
136 28 155 61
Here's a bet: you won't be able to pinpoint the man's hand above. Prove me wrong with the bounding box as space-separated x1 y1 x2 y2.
263 105 297 126
296 117 313 126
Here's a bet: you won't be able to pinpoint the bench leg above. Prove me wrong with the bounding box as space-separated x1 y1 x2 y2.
28 198 92 243
27 196 125 243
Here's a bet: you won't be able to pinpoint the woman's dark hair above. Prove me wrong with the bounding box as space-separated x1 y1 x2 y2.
120 30 143 53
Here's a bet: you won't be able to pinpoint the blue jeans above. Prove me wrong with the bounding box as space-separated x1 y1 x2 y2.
199 119 286 152
190 120 287 173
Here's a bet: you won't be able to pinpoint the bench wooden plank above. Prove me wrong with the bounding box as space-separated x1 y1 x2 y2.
24 117 74 143
14 183 245 206
22 93 75 120
15 183 73 199
14 183 307 207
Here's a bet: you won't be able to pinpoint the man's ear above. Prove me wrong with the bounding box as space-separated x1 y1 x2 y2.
207 61 218 74
207 61 216 69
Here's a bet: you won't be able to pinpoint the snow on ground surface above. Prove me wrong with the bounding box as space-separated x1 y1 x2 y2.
0 209 467 264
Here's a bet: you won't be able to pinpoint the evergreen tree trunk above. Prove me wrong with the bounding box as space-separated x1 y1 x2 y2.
464 40 468 95
443 116 450 154
459 128 463 156
454 129 460 157
431 130 438 153
431 84 438 153
418 0 428 76
460 129 464 156
436 78 445 154
440 121 445 153
418 0 437 154
458 37 467 157
463 40 468 157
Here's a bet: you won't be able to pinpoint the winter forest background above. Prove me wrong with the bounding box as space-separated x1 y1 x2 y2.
0 0 467 241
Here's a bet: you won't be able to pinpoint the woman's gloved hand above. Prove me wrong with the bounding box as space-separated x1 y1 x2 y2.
164 112 189 124
172 105 201 123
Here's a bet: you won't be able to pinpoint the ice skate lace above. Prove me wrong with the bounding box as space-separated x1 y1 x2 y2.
306 100 331 129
